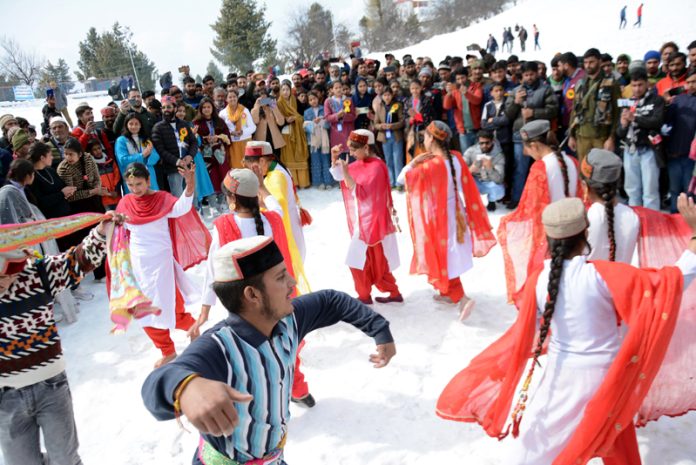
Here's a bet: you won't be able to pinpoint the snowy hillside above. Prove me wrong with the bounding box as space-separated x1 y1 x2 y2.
375 0 696 64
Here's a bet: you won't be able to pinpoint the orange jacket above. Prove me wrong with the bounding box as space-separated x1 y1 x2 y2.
656 73 687 97
96 157 121 208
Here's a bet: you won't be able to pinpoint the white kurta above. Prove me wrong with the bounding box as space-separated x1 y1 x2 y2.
201 196 283 307
329 164 400 271
125 192 196 329
277 165 306 261
220 106 256 142
587 202 640 264
397 156 473 278
503 251 696 464
541 151 578 202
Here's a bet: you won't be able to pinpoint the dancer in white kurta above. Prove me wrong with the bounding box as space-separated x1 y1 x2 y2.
116 161 203 367
582 148 640 264
396 120 498 319
505 197 696 465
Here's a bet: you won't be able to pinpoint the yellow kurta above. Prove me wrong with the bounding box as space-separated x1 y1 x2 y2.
277 95 310 188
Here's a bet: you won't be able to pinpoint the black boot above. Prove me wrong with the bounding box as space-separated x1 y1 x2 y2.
291 393 316 408
487 201 497 212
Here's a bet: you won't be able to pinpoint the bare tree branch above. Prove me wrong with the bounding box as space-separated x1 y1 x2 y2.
0 36 45 86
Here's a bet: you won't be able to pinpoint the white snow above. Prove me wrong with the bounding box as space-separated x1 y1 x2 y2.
374 0 696 66
2 1 696 463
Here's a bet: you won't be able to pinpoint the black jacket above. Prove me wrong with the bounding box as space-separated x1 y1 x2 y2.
151 118 198 173
616 89 664 149
113 107 156 138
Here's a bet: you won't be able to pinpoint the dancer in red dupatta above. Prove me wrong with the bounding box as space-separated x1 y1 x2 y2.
437 196 696 465
116 162 211 367
497 120 581 303
329 129 402 305
582 148 696 427
398 121 495 320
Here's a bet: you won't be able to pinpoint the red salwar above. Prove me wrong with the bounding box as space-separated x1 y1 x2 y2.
143 289 195 357
349 243 400 301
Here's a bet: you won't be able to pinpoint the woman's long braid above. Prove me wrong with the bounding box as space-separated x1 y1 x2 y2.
554 150 570 197
511 236 574 435
442 142 466 243
590 181 618 261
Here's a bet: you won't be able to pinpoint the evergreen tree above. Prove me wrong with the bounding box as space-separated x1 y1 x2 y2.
206 61 225 84
40 59 74 92
283 3 353 66
76 23 157 91
210 0 277 72
359 0 417 51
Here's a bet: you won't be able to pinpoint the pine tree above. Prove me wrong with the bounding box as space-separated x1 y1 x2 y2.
210 0 277 72
284 2 344 66
205 61 225 84
40 59 74 92
76 23 157 91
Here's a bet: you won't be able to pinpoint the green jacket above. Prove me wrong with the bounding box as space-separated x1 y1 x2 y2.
570 73 621 139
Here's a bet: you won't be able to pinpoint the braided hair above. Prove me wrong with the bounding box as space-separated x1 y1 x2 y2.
431 135 467 243
529 130 570 197
220 183 264 235
586 179 618 261
235 194 265 235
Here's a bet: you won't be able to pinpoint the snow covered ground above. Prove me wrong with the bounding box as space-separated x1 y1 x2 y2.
2 187 695 465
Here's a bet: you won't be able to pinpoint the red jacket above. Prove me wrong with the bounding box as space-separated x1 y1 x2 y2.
71 124 114 158
443 82 483 134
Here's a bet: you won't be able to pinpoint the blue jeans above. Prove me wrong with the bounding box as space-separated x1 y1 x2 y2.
309 150 333 186
0 372 83 465
458 132 477 154
511 136 532 203
167 172 185 197
667 156 695 213
475 178 506 202
623 147 660 210
382 138 404 187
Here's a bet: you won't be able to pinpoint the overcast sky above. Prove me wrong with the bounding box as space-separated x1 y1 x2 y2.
2 0 363 82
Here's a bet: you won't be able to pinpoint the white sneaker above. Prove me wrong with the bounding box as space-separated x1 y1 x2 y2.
318 184 326 190
71 287 94 301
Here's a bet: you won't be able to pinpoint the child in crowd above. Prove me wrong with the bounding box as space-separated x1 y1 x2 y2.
480 81 513 198
373 86 405 188
85 139 121 210
325 80 356 150
304 91 334 189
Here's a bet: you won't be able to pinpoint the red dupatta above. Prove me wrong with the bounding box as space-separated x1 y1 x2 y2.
497 157 582 303
116 191 211 270
633 207 696 425
436 261 684 464
339 156 395 246
405 151 495 294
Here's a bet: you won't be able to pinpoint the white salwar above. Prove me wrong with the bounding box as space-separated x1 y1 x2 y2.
541 150 578 202
587 202 640 264
503 251 696 464
125 192 197 330
398 155 473 278
200 196 283 307
329 165 400 271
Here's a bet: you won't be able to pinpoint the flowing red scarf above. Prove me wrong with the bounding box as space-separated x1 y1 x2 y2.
436 261 683 464
405 151 496 294
497 157 582 303
116 191 211 270
339 156 395 246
